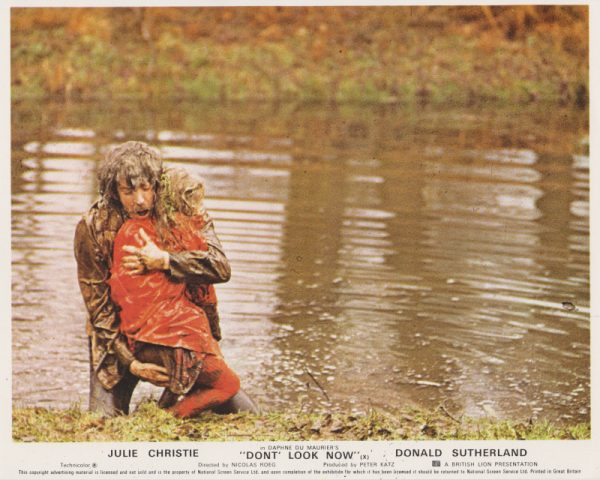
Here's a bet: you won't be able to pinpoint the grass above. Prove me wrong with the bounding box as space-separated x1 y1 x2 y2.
10 7 588 106
12 402 590 442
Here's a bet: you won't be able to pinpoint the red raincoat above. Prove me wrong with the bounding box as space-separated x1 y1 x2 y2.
109 214 220 356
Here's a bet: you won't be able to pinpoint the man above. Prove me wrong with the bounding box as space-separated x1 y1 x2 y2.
74 140 252 416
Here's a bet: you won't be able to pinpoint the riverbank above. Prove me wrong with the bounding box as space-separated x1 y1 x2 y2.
13 402 590 442
11 6 588 105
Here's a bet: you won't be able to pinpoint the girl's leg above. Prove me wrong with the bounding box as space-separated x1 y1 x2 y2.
169 355 240 418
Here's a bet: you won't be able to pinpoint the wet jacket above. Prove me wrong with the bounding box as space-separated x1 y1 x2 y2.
110 215 220 355
74 199 231 390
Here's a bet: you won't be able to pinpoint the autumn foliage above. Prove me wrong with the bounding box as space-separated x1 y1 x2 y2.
11 6 588 104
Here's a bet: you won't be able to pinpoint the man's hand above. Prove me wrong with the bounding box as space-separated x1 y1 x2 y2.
122 228 170 274
129 359 169 387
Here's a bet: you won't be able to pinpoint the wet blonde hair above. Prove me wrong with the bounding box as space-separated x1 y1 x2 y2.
155 167 205 243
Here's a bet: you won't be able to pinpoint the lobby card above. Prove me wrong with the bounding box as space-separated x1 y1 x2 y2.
2 1 599 479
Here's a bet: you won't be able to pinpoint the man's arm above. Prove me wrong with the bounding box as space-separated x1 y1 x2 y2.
74 217 168 386
74 218 134 365
166 210 231 284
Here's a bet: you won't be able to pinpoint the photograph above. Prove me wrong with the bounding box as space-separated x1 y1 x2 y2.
3 3 597 479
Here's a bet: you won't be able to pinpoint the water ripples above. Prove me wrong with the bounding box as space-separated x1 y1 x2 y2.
11 103 589 423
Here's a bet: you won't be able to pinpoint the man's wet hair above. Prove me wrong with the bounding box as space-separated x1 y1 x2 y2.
98 141 163 208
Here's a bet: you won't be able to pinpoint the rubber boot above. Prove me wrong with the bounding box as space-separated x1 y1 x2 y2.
211 388 259 414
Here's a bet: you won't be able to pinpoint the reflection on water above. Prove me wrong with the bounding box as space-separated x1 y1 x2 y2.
11 101 589 423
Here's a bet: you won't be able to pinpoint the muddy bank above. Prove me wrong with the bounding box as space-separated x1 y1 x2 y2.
12 402 591 442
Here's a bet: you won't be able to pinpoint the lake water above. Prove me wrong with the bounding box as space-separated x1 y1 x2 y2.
11 100 590 424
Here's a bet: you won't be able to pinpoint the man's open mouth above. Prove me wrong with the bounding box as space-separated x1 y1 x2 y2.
134 209 150 217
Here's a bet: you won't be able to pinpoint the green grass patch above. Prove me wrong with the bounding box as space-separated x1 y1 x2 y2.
12 402 590 442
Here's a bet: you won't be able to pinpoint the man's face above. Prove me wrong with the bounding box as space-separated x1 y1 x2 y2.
117 177 155 219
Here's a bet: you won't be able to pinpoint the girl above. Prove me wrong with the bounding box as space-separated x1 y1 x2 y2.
109 168 239 418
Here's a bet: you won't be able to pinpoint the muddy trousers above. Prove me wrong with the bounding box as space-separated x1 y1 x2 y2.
88 342 247 417
88 340 139 417
88 361 250 417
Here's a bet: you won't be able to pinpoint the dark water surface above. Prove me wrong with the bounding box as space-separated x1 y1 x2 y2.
11 100 589 423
